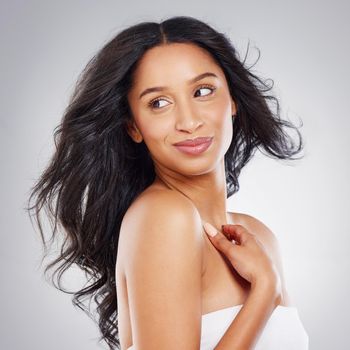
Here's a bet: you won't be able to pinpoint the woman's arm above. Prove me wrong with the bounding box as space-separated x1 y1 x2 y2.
121 190 205 350
203 218 284 350
214 277 281 350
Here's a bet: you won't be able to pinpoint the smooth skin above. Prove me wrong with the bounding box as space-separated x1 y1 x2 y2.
117 42 290 349
203 222 282 349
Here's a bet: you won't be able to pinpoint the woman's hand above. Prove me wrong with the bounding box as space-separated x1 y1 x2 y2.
202 222 281 292
203 222 284 349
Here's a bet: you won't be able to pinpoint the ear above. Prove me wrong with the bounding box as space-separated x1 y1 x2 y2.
126 119 143 143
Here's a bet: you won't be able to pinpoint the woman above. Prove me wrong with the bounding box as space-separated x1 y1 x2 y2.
26 15 309 349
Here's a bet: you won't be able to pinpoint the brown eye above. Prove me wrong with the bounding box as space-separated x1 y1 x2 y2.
194 85 215 97
147 84 216 110
148 98 170 109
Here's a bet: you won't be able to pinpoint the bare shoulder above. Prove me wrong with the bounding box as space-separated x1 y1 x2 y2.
120 188 204 272
230 211 293 306
231 212 279 247
119 188 204 348
122 187 203 237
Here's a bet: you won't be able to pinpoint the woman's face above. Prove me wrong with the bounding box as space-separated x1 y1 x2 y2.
126 42 236 176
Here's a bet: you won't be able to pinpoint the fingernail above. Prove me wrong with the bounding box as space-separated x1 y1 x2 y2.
203 222 218 237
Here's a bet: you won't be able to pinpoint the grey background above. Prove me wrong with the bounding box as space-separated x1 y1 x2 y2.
1 0 349 349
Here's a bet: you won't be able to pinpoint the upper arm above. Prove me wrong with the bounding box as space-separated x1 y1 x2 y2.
122 191 204 349
236 213 293 306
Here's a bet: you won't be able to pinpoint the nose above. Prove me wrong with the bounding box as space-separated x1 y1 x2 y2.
175 101 203 133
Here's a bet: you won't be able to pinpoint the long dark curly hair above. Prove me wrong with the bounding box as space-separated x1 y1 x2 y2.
25 15 304 349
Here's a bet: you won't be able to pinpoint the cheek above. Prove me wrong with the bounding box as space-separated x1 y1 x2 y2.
137 118 171 153
223 116 233 146
207 100 233 152
219 116 233 154
129 100 169 141
207 99 233 132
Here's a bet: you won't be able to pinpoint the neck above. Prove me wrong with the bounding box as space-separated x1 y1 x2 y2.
153 159 233 231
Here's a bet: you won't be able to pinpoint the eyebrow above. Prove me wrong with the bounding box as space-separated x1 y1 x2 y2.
138 72 219 100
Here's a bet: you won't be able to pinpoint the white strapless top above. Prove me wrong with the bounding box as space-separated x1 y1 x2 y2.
127 304 309 349
200 304 309 349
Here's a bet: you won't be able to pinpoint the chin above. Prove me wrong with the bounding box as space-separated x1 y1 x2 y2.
171 156 223 176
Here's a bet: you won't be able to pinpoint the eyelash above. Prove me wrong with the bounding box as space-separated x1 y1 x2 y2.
147 84 216 110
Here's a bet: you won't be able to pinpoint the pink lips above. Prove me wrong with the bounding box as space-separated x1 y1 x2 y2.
173 136 213 155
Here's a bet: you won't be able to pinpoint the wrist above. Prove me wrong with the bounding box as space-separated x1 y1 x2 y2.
250 275 282 306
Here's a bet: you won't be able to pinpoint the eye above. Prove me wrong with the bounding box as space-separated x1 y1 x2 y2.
194 84 216 98
148 97 170 110
147 84 216 110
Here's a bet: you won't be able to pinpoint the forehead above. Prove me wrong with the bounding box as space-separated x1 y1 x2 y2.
130 43 225 91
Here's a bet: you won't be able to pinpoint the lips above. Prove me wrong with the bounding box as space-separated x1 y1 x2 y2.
173 136 214 156
173 136 213 147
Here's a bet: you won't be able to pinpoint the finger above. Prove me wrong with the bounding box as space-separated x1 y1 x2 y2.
221 228 238 242
203 222 226 239
203 222 238 256
221 224 242 243
221 224 247 244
